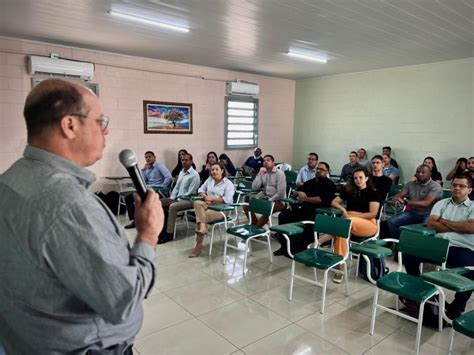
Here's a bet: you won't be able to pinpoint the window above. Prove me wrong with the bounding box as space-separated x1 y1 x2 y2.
225 96 258 149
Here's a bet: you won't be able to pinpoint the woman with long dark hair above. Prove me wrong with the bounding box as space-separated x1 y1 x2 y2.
171 149 196 178
199 151 219 183
218 153 237 176
410 156 443 186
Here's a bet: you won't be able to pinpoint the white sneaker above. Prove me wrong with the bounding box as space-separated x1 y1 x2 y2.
332 273 343 284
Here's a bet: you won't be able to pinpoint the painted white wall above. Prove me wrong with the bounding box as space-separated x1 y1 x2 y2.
0 37 295 191
293 58 474 183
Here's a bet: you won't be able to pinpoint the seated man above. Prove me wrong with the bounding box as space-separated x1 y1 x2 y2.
125 151 172 228
382 146 399 168
244 154 286 227
158 153 200 244
403 175 473 319
465 156 474 200
386 164 443 239
370 154 393 201
340 151 362 181
382 154 399 183
242 147 264 176
296 152 318 187
274 162 336 256
357 148 371 172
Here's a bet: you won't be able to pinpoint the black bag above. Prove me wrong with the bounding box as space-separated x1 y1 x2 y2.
95 191 126 215
358 255 389 282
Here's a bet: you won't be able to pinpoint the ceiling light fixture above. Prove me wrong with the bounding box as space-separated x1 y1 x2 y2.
287 50 327 63
107 10 190 33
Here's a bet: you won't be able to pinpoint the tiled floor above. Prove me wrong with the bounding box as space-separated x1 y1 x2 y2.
122 216 473 355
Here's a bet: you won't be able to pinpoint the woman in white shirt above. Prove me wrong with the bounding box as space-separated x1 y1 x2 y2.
190 162 235 257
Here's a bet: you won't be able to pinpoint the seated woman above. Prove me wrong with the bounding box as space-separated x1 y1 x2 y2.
199 151 218 184
446 157 467 181
410 156 443 186
219 153 237 176
319 168 380 283
190 162 235 257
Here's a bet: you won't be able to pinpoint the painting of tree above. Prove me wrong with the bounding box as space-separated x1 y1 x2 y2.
143 101 193 134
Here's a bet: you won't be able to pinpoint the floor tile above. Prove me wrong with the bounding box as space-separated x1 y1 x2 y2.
297 302 397 354
134 318 237 355
164 277 245 316
241 324 348 354
154 261 211 291
198 298 291 348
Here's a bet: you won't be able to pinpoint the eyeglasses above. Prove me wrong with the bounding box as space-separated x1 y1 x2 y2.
316 168 328 172
451 183 469 189
70 113 110 131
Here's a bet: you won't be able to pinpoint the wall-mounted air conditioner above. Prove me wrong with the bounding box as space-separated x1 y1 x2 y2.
226 81 260 97
28 55 95 81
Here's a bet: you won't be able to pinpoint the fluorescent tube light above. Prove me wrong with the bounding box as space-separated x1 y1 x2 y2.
287 50 327 63
107 10 190 33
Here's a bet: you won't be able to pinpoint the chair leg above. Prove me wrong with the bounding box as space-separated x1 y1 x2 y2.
313 268 318 282
209 226 214 256
448 327 455 354
321 269 329 314
343 262 349 296
266 235 273 264
415 300 427 355
395 295 399 312
243 239 250 275
288 260 295 301
370 288 379 335
355 254 360 278
437 288 445 332
223 234 229 265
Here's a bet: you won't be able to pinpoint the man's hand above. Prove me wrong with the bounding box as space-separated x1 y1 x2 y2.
297 191 308 201
142 162 151 170
258 167 266 176
133 190 164 247
391 196 404 207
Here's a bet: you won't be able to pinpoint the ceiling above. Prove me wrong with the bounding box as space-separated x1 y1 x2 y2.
1 0 473 79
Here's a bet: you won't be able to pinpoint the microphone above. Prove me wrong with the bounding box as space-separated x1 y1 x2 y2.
119 149 147 200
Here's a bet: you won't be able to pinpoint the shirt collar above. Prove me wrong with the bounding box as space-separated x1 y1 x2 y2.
23 145 96 188
448 197 472 207
416 178 432 186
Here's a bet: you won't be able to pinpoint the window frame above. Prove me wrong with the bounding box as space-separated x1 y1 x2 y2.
224 95 259 150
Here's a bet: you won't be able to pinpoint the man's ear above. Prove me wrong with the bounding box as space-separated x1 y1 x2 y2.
59 115 78 139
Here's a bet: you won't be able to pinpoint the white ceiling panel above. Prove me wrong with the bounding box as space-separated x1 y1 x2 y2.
0 0 473 79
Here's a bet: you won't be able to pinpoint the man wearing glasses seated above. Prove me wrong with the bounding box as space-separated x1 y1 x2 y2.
274 162 336 257
403 175 474 320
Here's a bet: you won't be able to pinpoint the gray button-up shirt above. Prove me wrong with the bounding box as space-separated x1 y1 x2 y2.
252 167 287 201
170 167 200 199
402 178 443 214
0 146 156 354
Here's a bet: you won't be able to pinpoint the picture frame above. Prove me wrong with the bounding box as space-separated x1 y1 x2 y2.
143 100 193 134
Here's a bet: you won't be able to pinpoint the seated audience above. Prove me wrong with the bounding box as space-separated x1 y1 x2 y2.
382 153 399 182
357 148 371 171
274 162 336 257
190 162 235 257
465 157 474 200
245 155 286 227
340 151 362 181
410 156 443 186
171 149 196 178
370 155 393 201
125 151 172 229
296 152 318 187
159 153 200 244
242 147 264 176
446 157 468 181
320 168 380 283
403 175 473 320
385 164 443 239
382 146 399 168
219 153 237 176
199 151 218 184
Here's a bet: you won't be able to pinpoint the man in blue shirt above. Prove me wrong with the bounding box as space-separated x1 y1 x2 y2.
242 147 264 176
296 152 318 187
125 151 172 228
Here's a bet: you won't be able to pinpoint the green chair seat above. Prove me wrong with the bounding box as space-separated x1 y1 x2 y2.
227 225 267 239
208 204 235 212
294 249 344 270
453 310 474 338
400 223 436 236
350 242 392 258
316 207 343 216
377 272 437 302
421 268 474 292
269 223 304 236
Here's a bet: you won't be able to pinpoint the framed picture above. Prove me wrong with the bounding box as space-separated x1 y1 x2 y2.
143 100 193 134
31 78 99 96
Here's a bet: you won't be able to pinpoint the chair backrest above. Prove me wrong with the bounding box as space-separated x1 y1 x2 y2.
284 170 298 184
239 180 253 189
442 189 452 199
399 230 449 266
248 198 274 216
388 184 403 198
276 163 292 172
313 214 352 238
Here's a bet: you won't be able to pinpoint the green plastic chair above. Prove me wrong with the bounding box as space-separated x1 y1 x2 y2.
442 189 452 199
284 170 298 195
448 309 474 354
350 240 393 284
224 198 275 274
369 230 450 355
288 214 352 314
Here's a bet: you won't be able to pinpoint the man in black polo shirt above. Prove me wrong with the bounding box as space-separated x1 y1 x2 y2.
370 154 392 202
274 162 336 257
